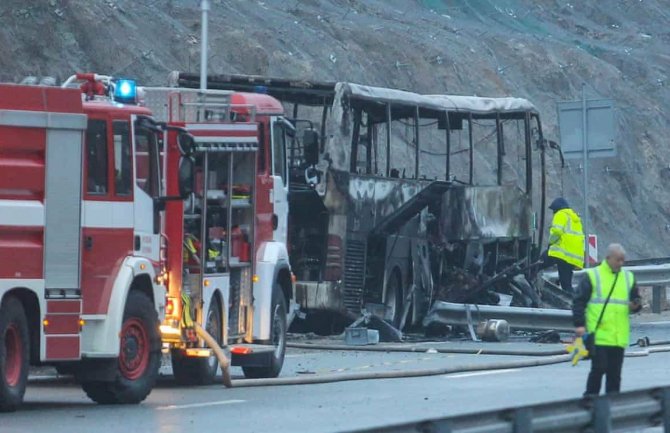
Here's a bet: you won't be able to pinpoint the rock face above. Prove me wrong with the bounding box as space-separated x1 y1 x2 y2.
3 0 668 258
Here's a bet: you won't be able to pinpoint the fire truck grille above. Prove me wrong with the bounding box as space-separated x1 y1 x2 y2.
343 239 366 313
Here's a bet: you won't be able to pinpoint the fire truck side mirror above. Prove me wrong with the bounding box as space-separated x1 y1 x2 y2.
303 129 320 166
178 156 196 198
177 132 196 157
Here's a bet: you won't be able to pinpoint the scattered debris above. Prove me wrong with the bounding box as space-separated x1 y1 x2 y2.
476 319 510 342
345 311 403 343
344 328 379 346
529 330 561 344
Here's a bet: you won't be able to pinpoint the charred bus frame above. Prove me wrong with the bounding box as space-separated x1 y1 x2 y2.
173 73 552 330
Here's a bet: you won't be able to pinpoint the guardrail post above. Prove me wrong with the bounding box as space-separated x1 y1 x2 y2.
593 397 612 433
652 286 664 314
660 388 670 432
513 408 533 433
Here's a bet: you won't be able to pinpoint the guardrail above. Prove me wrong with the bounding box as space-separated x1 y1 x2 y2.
353 386 670 433
423 301 574 332
626 257 670 267
543 263 670 287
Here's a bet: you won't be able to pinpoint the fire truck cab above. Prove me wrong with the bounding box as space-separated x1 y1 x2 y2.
0 74 171 411
142 86 295 383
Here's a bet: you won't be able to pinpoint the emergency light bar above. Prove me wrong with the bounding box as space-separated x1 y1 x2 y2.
113 79 137 104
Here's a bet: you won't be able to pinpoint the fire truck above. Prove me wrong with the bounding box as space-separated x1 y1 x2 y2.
0 74 170 411
141 85 296 384
0 73 295 411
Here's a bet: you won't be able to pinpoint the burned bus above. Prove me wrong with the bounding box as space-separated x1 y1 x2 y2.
171 73 557 331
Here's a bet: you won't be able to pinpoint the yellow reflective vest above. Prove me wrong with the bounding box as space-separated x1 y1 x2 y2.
548 208 584 268
586 262 634 348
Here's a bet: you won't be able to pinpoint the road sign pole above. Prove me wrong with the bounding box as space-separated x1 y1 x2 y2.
581 83 589 266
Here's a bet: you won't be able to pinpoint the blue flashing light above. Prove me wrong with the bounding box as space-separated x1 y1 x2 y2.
114 79 137 103
253 85 268 94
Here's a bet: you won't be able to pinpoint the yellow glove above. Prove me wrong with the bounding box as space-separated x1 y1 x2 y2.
566 336 589 366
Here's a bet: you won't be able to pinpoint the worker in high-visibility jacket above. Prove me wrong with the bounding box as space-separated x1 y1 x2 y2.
573 243 642 396
541 197 585 294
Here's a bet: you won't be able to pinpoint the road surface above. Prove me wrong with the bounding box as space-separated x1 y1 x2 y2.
3 332 670 433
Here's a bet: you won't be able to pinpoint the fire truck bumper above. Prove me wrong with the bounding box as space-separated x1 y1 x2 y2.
294 280 346 314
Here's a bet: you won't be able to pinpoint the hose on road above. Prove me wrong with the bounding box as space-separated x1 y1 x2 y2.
30 342 670 389
226 345 670 388
194 323 232 388
287 341 568 356
229 353 573 388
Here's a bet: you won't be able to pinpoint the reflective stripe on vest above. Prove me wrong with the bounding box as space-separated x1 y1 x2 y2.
549 244 584 262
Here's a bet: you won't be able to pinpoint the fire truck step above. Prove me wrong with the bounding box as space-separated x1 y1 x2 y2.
230 345 276 368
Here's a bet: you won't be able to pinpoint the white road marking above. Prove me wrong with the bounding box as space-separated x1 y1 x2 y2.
157 399 246 410
444 369 519 379
285 353 312 358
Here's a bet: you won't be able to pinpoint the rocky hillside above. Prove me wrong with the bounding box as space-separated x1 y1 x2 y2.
2 0 669 258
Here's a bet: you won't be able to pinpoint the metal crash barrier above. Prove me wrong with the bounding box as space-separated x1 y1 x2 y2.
545 262 670 314
424 301 574 332
353 386 670 433
544 263 670 287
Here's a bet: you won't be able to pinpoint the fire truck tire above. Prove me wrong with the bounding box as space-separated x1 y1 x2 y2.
242 285 287 379
171 300 223 385
81 291 160 405
0 296 29 412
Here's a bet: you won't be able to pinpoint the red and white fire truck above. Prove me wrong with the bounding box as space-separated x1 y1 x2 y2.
0 73 169 411
141 84 296 384
0 73 296 411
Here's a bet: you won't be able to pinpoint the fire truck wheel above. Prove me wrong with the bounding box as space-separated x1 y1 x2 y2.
81 291 160 404
171 299 223 385
242 285 287 379
0 296 29 412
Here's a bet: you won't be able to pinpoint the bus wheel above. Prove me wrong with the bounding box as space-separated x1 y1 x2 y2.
384 269 403 329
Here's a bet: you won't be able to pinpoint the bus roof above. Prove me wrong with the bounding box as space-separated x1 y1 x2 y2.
340 82 538 116
171 72 538 116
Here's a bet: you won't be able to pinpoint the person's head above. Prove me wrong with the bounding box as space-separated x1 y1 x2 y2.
605 243 626 273
549 197 570 213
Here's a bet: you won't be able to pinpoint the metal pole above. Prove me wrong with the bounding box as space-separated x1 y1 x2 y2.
386 103 391 177
581 83 589 264
414 105 420 179
445 111 450 181
200 0 210 92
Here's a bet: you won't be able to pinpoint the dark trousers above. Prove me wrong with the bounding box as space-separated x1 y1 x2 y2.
585 346 625 396
539 254 575 294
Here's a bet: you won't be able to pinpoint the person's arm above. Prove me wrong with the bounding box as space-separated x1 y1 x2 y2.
548 212 565 245
629 276 642 313
573 274 592 335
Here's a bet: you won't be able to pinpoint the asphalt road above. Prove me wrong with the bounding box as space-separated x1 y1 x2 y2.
4 344 670 433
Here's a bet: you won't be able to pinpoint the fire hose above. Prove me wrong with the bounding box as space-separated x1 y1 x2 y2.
221 342 670 389
181 293 232 387
193 323 232 388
